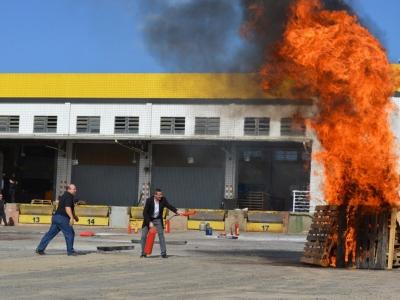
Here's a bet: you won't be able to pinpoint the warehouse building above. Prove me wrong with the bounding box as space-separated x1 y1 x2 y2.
0 71 398 212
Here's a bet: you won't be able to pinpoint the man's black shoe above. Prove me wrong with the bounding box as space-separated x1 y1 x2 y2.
161 254 167 258
67 252 79 256
140 254 147 258
35 249 45 255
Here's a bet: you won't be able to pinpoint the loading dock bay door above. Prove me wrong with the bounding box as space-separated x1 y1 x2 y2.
72 165 138 206
152 166 224 209
238 143 310 211
151 144 225 209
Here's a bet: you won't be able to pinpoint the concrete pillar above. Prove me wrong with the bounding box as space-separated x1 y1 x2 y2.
225 210 246 232
110 206 130 228
224 144 237 202
309 136 326 212
0 151 3 190
390 97 400 172
5 203 18 225
137 143 152 205
55 141 73 200
270 116 281 137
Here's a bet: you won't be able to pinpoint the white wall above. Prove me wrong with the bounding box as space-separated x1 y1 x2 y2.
0 100 315 205
0 101 313 141
6 98 399 210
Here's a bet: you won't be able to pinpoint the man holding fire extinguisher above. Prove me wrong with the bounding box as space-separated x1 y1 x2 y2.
141 188 180 258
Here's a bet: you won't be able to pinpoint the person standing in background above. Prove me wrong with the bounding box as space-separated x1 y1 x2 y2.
0 193 7 226
0 173 5 193
8 173 17 203
2 173 9 201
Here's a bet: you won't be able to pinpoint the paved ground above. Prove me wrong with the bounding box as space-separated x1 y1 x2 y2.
0 225 399 300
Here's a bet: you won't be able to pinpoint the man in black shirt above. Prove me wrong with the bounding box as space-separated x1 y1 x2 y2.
0 193 7 226
36 184 79 256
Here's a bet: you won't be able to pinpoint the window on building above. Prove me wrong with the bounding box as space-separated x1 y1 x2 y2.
274 150 298 161
244 117 270 136
160 117 185 135
0 116 19 132
195 117 220 135
76 116 100 134
114 116 139 134
34 116 57 133
280 118 306 136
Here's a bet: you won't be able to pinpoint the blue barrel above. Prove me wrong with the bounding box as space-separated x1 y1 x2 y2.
205 227 213 236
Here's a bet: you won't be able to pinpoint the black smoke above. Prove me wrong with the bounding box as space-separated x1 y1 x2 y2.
138 0 242 72
137 0 380 72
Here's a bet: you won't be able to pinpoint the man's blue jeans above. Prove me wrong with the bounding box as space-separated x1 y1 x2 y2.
37 214 75 255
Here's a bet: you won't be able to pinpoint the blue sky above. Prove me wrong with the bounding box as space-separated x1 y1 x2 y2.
0 0 398 73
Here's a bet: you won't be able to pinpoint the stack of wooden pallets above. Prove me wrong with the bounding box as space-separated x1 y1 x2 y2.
238 192 267 210
302 205 400 270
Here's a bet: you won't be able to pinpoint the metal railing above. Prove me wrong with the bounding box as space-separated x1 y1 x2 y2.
292 190 310 212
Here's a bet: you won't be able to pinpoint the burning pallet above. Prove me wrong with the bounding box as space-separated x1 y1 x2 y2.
301 206 339 267
301 205 399 269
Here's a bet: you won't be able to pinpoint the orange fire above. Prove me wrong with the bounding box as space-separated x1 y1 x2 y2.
258 0 400 208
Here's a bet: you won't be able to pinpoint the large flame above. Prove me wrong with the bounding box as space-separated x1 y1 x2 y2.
259 0 400 207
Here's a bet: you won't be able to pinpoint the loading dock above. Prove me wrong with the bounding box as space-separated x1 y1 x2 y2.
71 143 139 206
151 143 225 209
0 141 57 203
75 205 110 226
237 142 310 211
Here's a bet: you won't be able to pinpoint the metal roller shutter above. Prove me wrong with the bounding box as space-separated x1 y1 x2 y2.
72 165 138 206
152 166 224 209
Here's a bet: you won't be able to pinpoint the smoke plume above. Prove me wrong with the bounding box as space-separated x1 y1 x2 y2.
137 0 363 72
138 0 242 72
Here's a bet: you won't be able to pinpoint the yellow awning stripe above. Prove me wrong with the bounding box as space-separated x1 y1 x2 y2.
0 73 270 99
0 66 398 99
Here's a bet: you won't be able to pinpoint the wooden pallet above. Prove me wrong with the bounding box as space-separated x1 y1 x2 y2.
387 209 399 269
354 207 390 269
301 205 339 267
238 192 267 210
303 205 399 270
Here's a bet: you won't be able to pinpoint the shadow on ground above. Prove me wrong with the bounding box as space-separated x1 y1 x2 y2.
187 248 313 267
36 250 97 256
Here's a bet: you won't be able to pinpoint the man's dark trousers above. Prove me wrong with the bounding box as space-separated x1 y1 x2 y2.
0 213 7 225
37 214 75 254
141 219 166 256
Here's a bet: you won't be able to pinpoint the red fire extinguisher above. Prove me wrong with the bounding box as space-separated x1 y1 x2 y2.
165 220 171 234
234 223 240 236
144 227 157 255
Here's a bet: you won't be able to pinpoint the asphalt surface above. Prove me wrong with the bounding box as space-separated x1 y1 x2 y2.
0 226 399 300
